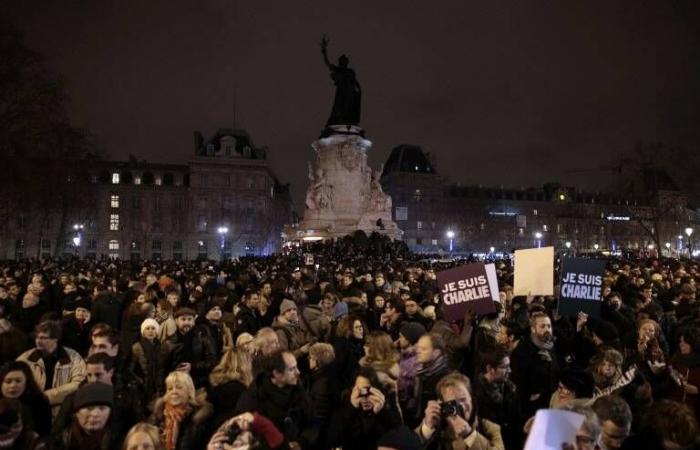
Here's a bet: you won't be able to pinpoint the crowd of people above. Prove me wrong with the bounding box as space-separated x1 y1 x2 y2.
0 233 699 450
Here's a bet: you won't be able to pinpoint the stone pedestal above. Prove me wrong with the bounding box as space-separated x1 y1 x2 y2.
285 126 402 242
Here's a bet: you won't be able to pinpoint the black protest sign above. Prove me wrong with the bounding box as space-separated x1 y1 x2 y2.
438 262 497 321
558 257 606 318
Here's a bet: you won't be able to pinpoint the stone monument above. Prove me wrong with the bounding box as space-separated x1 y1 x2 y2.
285 36 401 242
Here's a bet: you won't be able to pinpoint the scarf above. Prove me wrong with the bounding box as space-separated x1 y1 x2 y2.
416 353 449 378
531 333 554 351
163 402 191 450
155 310 170 324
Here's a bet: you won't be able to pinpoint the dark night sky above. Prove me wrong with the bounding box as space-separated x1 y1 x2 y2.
8 1 700 207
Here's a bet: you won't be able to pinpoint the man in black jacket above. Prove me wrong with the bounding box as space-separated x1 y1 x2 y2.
235 288 263 339
472 345 522 450
510 311 560 419
158 307 217 390
236 350 318 450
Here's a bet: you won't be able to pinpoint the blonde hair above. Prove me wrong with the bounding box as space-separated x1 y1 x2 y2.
209 348 253 387
164 371 198 407
309 343 335 368
123 422 163 450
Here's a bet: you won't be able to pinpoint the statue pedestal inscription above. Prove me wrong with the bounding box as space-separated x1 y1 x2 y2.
291 128 401 241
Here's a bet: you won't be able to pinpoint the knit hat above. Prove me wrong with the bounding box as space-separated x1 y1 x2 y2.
377 426 422 450
173 307 196 318
400 322 427 345
73 382 113 411
205 297 227 313
333 301 349 319
140 318 161 336
280 299 297 314
590 319 619 343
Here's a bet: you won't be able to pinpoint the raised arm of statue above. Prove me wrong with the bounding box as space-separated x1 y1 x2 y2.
320 35 335 70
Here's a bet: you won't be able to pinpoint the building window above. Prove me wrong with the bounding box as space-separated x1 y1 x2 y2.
533 209 538 216
15 240 25 259
17 215 26 231
40 239 51 259
432 239 438 246
153 216 162 232
132 197 141 209
413 189 422 202
155 177 162 186
154 197 161 211
198 216 207 232
543 224 548 232
134 176 141 185
416 238 423 245
109 214 119 230
111 195 119 208
152 240 162 250
112 173 120 184
417 221 423 230
87 239 97 250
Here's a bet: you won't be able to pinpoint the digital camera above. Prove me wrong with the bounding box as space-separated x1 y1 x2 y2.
440 400 464 418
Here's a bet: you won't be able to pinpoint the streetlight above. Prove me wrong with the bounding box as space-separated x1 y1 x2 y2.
446 230 455 253
593 243 599 251
489 246 495 254
72 224 84 256
534 232 543 248
217 226 229 260
565 241 571 249
686 227 694 257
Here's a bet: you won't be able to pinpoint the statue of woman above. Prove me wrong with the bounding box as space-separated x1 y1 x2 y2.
321 35 362 126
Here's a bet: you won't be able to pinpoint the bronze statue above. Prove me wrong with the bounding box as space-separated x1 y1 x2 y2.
320 35 361 127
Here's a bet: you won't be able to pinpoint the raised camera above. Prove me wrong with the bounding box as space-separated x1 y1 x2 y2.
440 400 464 418
359 386 371 397
225 424 241 444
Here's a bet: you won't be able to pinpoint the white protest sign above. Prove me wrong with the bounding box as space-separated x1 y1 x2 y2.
514 246 554 296
524 409 585 450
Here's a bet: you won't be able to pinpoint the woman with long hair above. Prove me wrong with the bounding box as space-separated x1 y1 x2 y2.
150 372 213 450
331 315 366 390
207 348 253 428
0 360 52 436
359 330 400 392
670 328 700 415
123 422 163 450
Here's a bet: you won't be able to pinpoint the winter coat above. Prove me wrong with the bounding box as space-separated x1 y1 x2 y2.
272 317 312 357
90 293 122 330
130 338 161 407
16 346 86 411
306 365 340 429
235 374 319 449
326 396 403 450
208 378 247 429
60 316 93 356
234 304 262 338
53 426 115 450
473 375 522 450
416 417 505 450
330 335 364 390
398 348 419 415
158 326 217 390
158 316 177 342
510 334 560 418
149 398 214 450
299 305 332 343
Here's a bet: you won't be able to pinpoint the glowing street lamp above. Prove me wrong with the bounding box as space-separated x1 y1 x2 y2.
565 241 571 249
446 230 455 253
593 243 599 251
686 227 695 257
72 223 84 255
686 227 694 238
217 226 229 260
534 231 543 248
489 246 495 254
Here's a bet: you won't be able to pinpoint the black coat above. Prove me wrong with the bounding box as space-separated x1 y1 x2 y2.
90 293 122 330
208 379 247 429
330 336 364 390
236 375 319 449
510 335 560 418
473 374 522 450
158 325 217 390
234 304 262 338
60 316 93 356
326 396 403 450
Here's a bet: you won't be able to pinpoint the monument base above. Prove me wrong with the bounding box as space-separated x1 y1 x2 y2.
284 125 403 244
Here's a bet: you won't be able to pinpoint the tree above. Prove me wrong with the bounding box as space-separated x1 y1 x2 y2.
0 23 102 258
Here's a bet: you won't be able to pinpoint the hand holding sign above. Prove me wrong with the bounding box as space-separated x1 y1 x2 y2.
437 263 498 321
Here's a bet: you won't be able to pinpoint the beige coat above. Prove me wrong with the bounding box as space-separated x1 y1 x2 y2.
16 346 86 410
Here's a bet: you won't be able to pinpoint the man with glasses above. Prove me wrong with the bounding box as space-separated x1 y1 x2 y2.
473 345 522 450
16 320 86 415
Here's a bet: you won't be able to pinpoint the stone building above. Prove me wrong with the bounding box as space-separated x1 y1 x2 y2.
3 128 294 260
381 144 699 256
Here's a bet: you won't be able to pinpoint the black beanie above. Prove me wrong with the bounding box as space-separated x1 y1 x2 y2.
400 322 427 346
73 382 114 411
